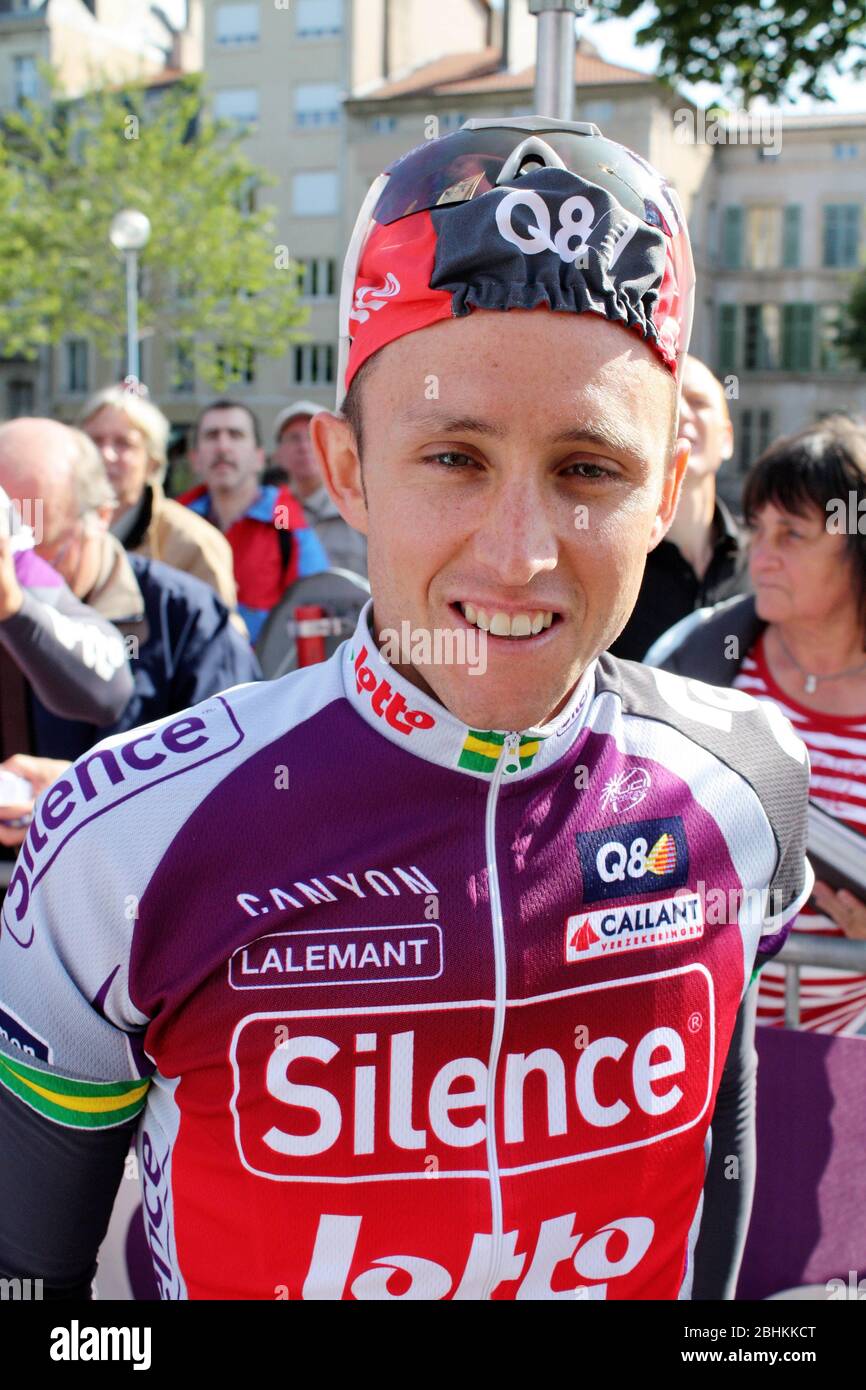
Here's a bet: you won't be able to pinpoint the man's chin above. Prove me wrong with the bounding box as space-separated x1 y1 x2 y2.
420 669 575 733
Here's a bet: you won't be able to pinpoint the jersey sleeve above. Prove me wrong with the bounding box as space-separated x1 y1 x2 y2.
752 705 814 961
0 721 155 1121
621 663 815 966
0 739 152 1288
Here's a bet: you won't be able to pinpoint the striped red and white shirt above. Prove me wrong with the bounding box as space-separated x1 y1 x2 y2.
734 632 866 1035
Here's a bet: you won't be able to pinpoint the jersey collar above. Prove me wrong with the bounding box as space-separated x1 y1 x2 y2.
342 600 595 780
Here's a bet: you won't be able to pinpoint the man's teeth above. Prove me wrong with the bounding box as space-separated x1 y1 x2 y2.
461 603 554 637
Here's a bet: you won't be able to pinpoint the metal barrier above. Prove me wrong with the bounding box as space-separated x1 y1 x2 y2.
776 933 866 1028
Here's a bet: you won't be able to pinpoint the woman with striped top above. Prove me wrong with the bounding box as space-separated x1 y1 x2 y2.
653 414 866 1035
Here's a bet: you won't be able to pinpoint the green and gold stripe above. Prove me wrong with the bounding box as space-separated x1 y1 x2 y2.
0 1052 150 1129
458 730 543 774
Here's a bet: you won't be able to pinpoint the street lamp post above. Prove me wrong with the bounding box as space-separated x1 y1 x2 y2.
529 0 588 121
109 209 151 385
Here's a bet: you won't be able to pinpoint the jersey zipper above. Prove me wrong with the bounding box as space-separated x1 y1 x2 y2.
480 731 521 1300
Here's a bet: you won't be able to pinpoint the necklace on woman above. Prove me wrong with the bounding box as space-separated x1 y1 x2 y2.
774 629 866 694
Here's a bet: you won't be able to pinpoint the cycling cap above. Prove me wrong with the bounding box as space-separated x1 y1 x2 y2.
337 117 695 409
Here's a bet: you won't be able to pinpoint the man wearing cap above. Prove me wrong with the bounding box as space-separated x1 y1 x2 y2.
272 401 367 577
0 120 811 1301
179 398 329 643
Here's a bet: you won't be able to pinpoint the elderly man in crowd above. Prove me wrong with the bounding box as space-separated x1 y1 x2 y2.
0 418 259 768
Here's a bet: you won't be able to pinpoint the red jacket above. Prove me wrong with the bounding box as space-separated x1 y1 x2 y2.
178 483 328 642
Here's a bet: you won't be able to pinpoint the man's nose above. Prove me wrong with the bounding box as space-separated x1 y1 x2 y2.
471 478 558 586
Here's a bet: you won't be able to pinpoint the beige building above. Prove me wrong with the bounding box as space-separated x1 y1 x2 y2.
196 0 495 449
2 1 864 483
193 0 717 450
708 112 866 499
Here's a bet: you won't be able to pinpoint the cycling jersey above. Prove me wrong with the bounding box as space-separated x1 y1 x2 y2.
0 602 812 1300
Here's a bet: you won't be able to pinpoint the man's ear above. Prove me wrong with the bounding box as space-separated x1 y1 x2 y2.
310 411 367 535
647 437 690 552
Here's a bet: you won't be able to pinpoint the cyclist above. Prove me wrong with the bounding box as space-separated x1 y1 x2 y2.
0 119 812 1300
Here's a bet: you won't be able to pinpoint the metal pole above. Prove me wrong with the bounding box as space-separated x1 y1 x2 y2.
125 249 139 383
529 0 585 121
783 963 801 1030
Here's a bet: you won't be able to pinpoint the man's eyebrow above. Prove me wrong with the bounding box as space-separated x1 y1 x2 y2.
396 410 646 458
396 411 508 439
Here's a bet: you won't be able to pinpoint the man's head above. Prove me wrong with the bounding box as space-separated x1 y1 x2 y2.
192 399 264 496
677 355 733 483
80 386 170 516
0 418 115 597
272 401 323 499
315 308 687 731
315 120 694 730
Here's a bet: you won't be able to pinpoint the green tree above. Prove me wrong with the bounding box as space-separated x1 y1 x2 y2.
836 274 866 370
591 2 866 103
0 73 307 390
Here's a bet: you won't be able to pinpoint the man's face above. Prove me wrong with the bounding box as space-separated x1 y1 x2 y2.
83 405 152 514
193 407 263 493
315 310 687 731
0 440 96 596
677 358 733 481
274 417 321 493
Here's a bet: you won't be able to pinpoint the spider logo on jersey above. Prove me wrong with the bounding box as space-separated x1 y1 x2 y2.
575 816 689 902
599 767 651 814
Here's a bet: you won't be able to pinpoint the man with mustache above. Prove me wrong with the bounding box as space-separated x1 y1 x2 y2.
180 399 328 642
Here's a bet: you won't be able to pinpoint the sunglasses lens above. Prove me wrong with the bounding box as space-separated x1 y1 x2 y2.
372 125 676 229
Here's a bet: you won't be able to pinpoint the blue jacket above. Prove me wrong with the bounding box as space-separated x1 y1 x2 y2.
33 550 261 762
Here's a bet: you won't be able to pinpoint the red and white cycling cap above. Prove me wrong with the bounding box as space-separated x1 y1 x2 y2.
337 116 695 409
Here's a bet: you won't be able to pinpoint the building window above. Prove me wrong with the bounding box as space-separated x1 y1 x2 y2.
7 379 34 417
823 204 861 268
745 207 782 269
717 303 739 374
738 408 773 473
818 304 848 371
298 257 337 298
213 88 259 127
743 304 780 371
296 0 342 37
294 83 341 128
171 340 196 393
13 55 39 107
234 176 257 215
291 170 339 217
782 205 801 268
215 3 259 45
833 143 859 160
781 303 814 371
293 343 334 385
580 100 613 126
438 112 469 133
721 206 743 268
215 345 255 385
63 339 89 393
370 114 398 134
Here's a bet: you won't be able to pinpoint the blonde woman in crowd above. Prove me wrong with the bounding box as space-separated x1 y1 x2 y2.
81 386 242 625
